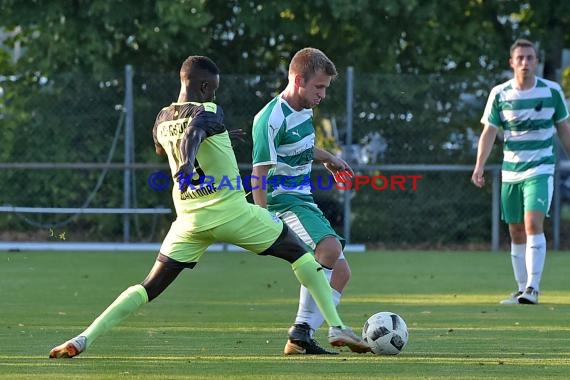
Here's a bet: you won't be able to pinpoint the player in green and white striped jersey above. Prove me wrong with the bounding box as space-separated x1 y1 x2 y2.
472 38 570 305
252 48 355 355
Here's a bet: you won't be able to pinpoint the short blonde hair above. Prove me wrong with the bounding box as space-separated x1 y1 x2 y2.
289 47 337 81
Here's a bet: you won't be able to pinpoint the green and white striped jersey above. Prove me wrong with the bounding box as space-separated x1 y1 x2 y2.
481 77 569 183
252 95 316 200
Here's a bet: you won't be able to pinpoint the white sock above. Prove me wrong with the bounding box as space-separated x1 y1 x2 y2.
525 234 546 292
510 243 527 292
307 288 340 336
294 267 340 336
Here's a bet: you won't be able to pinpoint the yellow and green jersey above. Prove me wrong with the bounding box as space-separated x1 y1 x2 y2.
153 102 245 231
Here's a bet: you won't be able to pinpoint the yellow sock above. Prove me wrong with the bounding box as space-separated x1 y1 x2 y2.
81 284 148 349
291 253 343 328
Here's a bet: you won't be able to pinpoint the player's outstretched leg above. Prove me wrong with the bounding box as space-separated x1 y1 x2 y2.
291 253 370 353
49 284 148 358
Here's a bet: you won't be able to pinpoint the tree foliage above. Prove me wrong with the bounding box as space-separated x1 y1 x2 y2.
3 0 568 78
0 0 211 77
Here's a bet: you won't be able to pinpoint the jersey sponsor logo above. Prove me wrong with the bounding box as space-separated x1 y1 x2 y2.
158 120 189 139
180 184 217 200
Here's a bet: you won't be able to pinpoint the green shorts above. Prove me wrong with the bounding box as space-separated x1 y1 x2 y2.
269 194 345 253
501 175 553 224
160 202 284 264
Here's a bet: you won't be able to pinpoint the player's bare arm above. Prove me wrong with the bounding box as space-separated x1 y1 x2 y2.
174 124 207 191
152 120 167 156
314 147 354 177
472 124 498 188
228 128 247 146
252 164 271 208
555 119 570 155
155 144 166 156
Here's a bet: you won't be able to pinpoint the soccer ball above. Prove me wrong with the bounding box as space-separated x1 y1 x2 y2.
362 311 408 355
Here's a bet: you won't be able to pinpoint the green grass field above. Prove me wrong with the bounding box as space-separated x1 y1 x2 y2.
1 249 570 379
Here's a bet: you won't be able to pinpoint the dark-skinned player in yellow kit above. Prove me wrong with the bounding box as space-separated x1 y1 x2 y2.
49 55 370 358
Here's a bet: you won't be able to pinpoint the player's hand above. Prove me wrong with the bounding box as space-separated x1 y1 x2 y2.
174 162 193 192
324 157 354 179
228 128 247 147
471 168 485 188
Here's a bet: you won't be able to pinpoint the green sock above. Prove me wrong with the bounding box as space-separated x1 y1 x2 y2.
292 253 343 328
81 284 148 349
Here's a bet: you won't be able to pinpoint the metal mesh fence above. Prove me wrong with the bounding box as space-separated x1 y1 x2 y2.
1 68 570 249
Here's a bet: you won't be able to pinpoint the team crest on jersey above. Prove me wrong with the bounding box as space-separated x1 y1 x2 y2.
271 213 281 224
